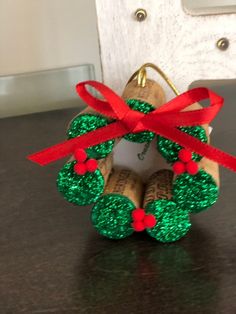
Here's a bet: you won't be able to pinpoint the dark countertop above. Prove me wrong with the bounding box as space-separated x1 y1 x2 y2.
0 94 236 314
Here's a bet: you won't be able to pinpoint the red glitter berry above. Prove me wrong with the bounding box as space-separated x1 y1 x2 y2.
74 149 87 163
143 214 157 228
186 160 199 175
178 149 192 163
86 159 98 172
173 161 186 175
132 221 145 232
74 163 87 175
132 208 145 221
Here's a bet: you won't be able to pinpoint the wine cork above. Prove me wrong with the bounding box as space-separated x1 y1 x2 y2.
122 79 166 143
143 169 191 243
67 107 109 130
122 79 166 109
183 102 210 141
104 167 144 208
98 153 113 184
67 107 115 159
172 154 219 213
57 154 113 206
91 167 144 239
143 169 173 208
186 103 219 187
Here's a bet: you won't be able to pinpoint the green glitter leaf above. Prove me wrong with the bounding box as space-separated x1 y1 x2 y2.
91 194 135 239
57 161 104 206
157 126 208 163
124 99 155 143
146 199 191 243
67 113 115 159
173 170 219 213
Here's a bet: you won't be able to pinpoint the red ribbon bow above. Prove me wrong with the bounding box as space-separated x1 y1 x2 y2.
28 80 236 172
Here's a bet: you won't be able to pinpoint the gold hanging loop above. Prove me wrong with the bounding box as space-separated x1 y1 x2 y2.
127 62 180 96
137 67 147 87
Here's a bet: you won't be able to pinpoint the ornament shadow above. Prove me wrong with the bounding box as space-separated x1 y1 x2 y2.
75 226 220 314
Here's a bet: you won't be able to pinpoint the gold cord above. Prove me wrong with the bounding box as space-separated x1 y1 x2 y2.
127 63 180 96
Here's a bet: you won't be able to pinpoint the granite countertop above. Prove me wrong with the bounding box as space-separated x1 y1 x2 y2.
0 97 236 313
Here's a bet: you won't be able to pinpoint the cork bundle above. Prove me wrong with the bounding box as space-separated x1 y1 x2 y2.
56 72 220 243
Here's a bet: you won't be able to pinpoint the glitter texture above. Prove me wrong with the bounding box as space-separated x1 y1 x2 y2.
157 126 208 163
145 199 191 243
91 194 135 239
173 170 219 213
57 160 104 206
124 99 155 143
67 113 115 159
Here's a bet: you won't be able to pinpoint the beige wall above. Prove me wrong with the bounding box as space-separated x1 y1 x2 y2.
0 0 101 79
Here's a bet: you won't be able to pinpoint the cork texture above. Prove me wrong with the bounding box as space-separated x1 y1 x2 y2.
199 157 220 186
143 169 174 208
122 79 166 109
182 102 209 140
104 167 144 208
98 153 113 184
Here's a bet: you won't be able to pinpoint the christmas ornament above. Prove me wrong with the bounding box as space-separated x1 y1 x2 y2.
27 63 236 243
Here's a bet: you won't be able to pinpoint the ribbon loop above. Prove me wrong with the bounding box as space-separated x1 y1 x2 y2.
76 81 129 120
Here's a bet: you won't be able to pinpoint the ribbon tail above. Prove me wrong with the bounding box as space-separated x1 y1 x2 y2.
27 121 127 166
146 122 236 172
